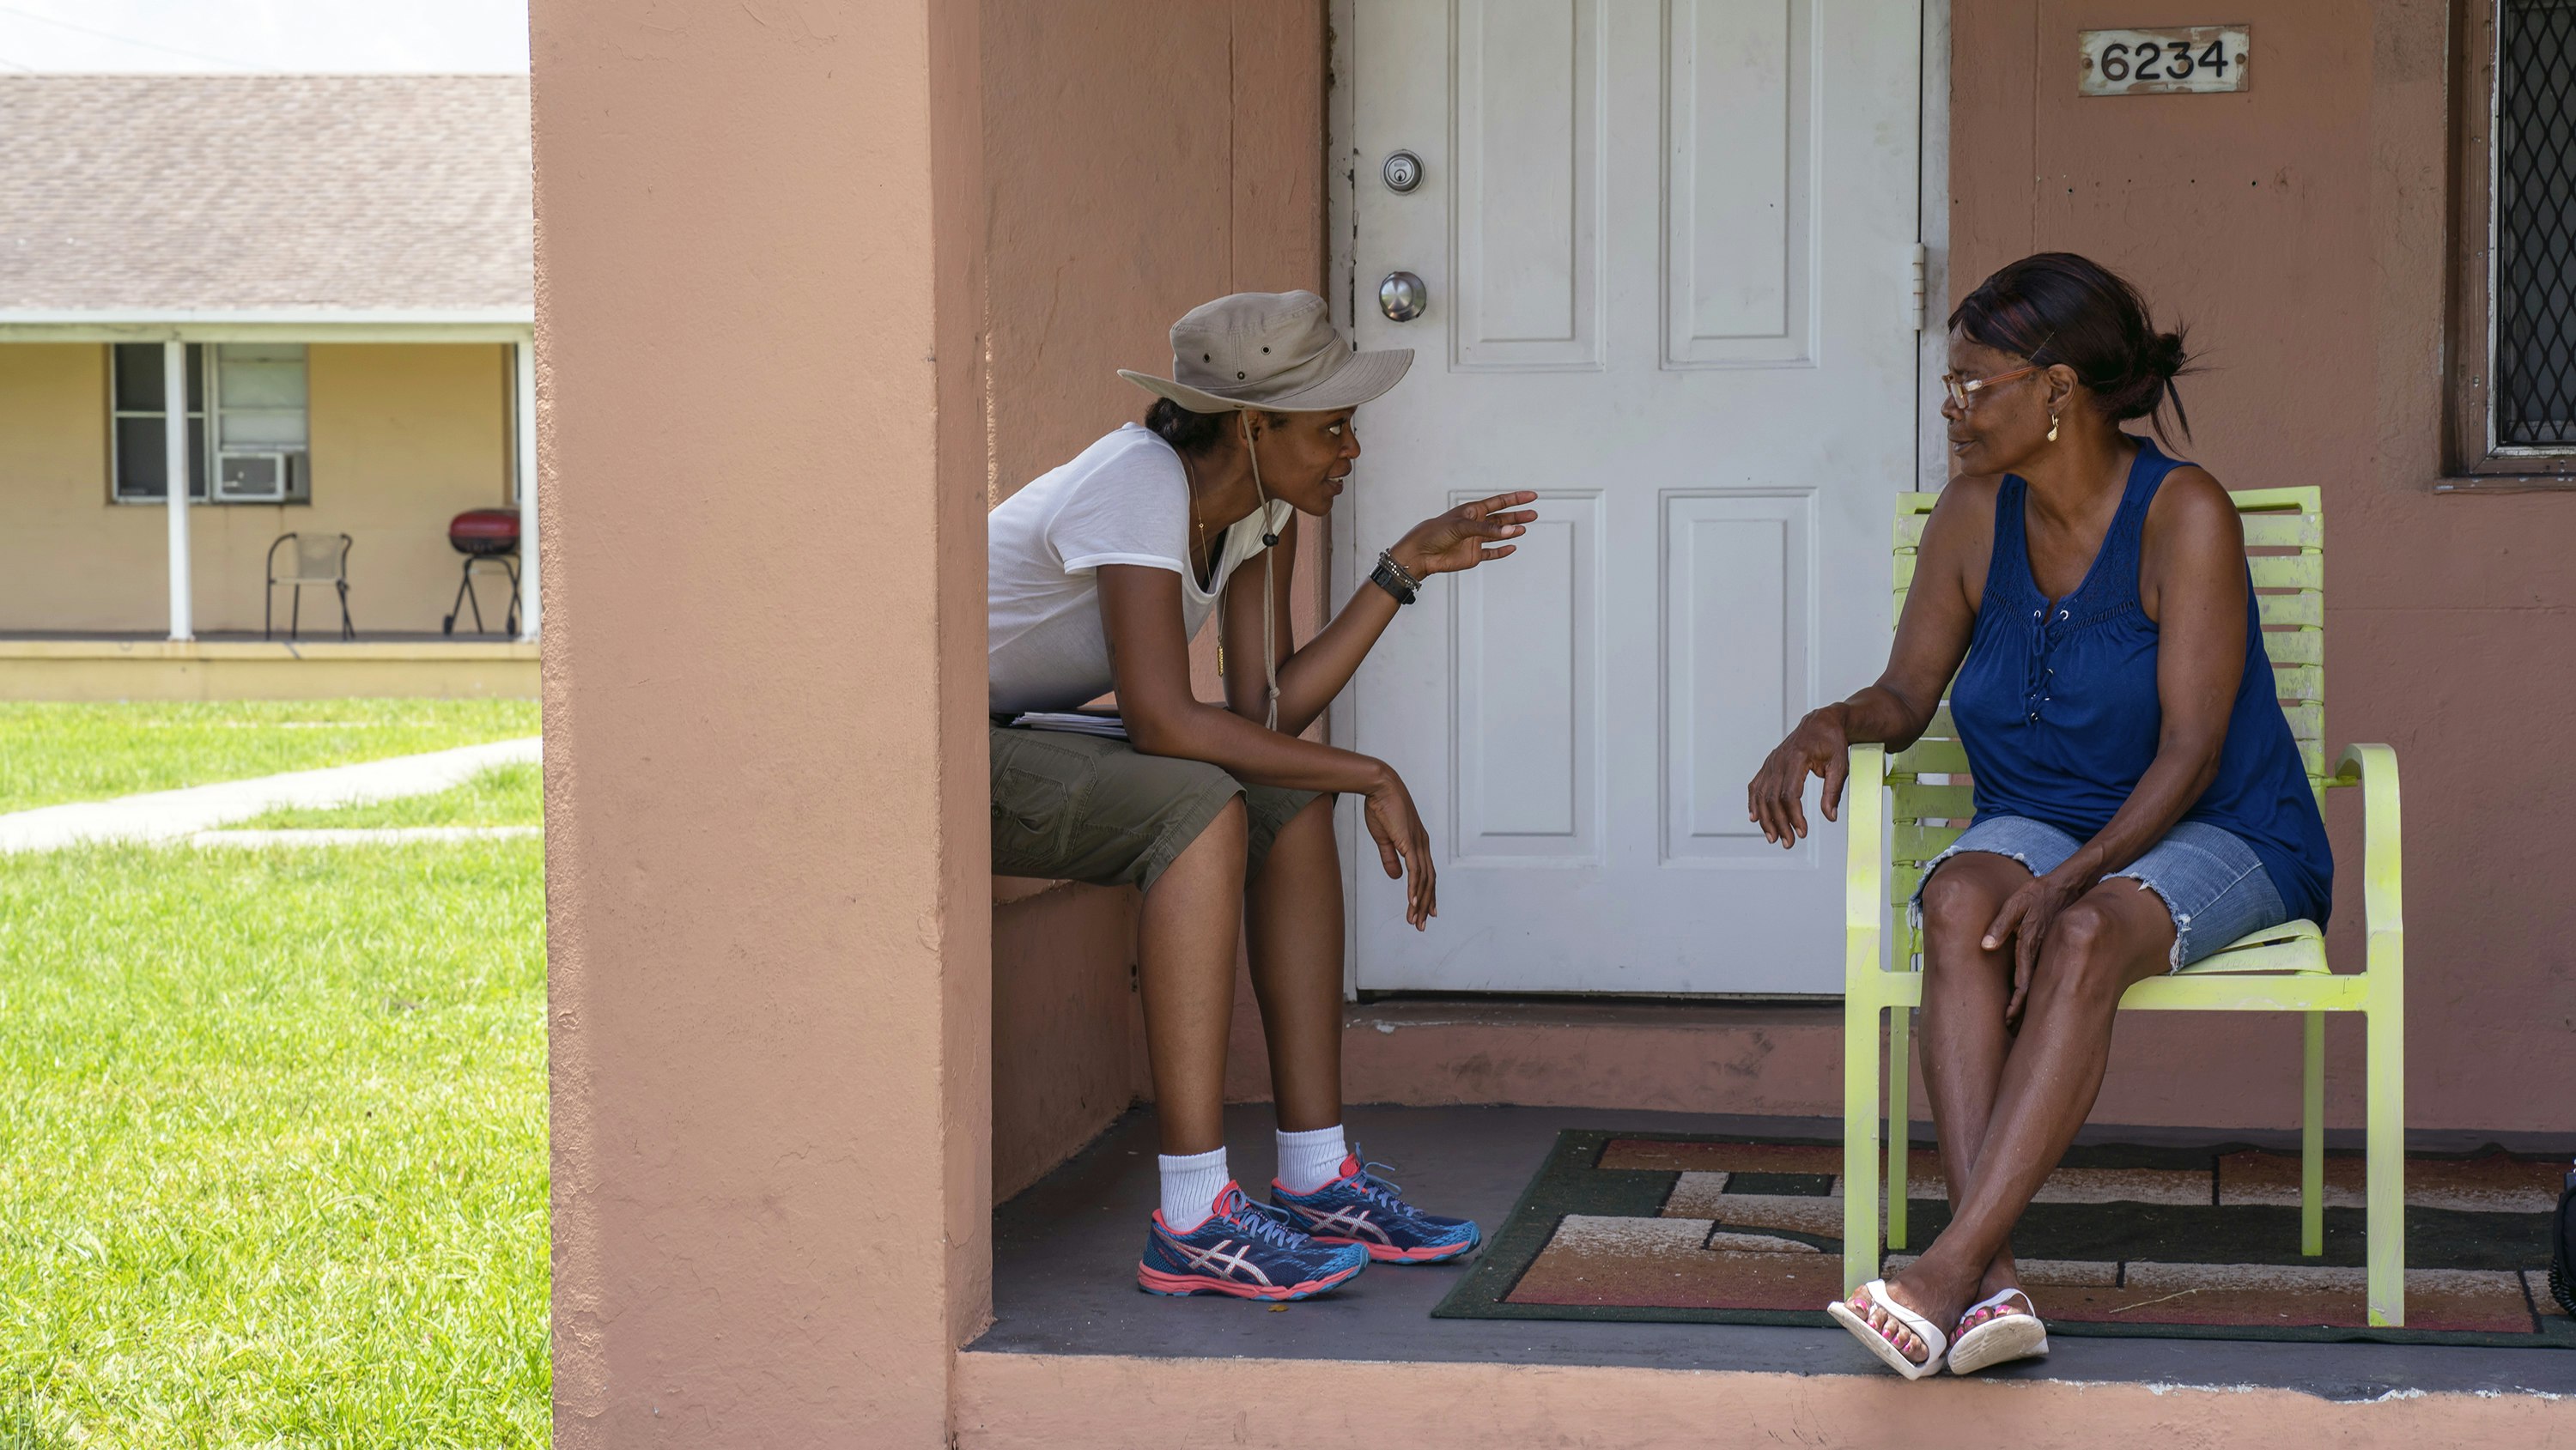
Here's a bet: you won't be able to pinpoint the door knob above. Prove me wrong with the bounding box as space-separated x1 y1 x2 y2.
1379 271 1427 323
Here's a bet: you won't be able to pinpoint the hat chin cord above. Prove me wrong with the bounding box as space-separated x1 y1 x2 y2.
1216 409 1284 732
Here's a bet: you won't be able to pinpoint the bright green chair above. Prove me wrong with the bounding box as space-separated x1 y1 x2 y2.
1838 486 2409 1325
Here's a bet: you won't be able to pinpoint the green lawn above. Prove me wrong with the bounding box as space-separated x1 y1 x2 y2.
0 700 539 816
230 762 544 831
0 839 548 1447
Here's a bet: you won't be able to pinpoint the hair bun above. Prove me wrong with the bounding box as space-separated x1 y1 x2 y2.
2142 329 2189 380
1947 252 2194 443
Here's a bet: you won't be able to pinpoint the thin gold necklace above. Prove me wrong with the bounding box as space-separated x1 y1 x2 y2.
1181 452 1224 675
1181 452 1212 586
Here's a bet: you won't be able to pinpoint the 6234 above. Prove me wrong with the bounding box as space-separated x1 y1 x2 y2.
2099 36 2229 82
2079 27 2251 96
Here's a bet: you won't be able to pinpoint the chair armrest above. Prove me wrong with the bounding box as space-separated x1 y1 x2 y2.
1844 743 1886 931
2332 743 2402 942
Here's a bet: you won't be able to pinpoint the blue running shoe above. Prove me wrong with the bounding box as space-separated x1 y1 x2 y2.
1138 1183 1370 1300
1270 1150 1481 1263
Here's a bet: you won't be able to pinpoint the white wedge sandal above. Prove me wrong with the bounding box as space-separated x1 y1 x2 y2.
1946 1288 2050 1375
1826 1279 1948 1380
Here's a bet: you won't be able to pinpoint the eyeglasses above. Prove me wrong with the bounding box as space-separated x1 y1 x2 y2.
1941 364 2044 410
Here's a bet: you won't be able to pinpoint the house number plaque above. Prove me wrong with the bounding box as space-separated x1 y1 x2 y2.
2078 26 2250 95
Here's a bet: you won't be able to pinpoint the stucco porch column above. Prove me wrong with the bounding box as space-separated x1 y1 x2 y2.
533 2 990 1445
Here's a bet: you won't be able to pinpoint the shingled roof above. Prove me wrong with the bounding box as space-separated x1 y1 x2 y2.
0 75 531 318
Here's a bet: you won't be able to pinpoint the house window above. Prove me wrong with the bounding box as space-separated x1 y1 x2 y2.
2493 0 2574 449
2451 0 2576 480
108 343 311 503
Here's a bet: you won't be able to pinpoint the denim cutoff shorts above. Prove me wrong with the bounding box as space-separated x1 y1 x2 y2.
1908 816 2290 970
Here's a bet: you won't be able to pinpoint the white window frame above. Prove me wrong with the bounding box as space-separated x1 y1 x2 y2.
107 341 207 504
107 342 313 505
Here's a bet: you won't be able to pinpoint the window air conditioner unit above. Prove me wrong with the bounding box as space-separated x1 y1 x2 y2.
216 451 291 502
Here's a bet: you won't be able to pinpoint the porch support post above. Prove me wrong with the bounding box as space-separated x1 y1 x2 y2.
513 337 539 640
534 1 989 1445
162 339 192 641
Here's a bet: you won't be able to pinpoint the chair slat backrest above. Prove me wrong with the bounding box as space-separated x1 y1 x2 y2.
1885 484 2324 968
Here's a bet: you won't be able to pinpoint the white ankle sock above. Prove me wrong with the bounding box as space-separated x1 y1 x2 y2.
1274 1125 1350 1194
1157 1147 1231 1232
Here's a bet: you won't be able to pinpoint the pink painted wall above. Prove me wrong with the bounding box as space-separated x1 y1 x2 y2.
990 880 1144 1202
1209 0 2570 1139
537 0 990 1442
981 0 1327 1196
990 0 2571 1180
1941 0 2574 1134
535 4 2558 1441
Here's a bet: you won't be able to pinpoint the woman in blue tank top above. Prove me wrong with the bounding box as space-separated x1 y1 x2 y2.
1746 254 2331 1379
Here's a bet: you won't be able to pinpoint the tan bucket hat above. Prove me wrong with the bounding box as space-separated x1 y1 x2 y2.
1119 290 1412 414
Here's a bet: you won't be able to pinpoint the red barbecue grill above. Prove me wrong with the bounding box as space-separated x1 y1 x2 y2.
444 507 521 634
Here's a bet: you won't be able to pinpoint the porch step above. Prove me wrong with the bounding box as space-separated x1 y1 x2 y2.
1227 998 2388 1132
1333 998 1845 1118
954 1347 2568 1447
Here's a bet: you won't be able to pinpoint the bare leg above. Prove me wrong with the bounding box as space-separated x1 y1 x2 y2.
1873 881 2174 1350
1135 797 1249 1156
1246 794 1345 1134
1915 853 2037 1304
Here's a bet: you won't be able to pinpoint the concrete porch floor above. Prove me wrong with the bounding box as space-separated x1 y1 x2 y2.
975 1104 2576 1402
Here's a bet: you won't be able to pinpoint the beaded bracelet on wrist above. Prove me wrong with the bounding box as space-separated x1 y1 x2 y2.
1370 549 1420 605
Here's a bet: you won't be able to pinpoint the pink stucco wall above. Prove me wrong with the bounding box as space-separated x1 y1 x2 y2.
981 0 1327 1198
1938 0 2573 1135
1001 0 2571 1152
538 0 990 1441
538 2 2562 1441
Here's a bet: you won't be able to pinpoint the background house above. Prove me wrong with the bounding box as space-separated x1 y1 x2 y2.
0 74 535 698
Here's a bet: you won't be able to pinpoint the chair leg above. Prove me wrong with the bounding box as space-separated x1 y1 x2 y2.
1886 1007 1911 1252
289 584 302 640
2301 1010 2324 1256
2366 999 2406 1326
337 580 353 640
1843 994 1882 1296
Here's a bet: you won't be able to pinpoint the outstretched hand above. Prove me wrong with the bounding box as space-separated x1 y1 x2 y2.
1392 491 1540 578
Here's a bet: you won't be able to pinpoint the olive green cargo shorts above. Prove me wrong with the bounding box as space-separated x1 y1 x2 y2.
989 724 1324 891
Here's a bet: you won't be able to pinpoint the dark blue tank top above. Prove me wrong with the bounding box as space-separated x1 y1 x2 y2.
1951 437 2333 925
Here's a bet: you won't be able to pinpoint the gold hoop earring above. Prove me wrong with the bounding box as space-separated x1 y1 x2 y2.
2046 412 2060 443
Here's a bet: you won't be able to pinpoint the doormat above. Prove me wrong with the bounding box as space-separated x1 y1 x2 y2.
1431 1130 2576 1348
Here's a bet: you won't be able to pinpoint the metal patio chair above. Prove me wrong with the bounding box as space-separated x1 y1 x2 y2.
1839 486 2409 1324
265 531 355 640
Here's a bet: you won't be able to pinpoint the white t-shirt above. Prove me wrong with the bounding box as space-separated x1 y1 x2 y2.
987 423 1293 716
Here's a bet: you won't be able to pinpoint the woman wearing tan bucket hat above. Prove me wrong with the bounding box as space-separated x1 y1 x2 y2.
988 289 1536 1300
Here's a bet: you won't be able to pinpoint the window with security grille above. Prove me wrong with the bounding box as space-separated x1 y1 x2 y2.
2494 0 2576 451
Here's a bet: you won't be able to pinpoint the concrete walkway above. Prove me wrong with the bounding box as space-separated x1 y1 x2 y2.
0 737 541 852
191 827 541 847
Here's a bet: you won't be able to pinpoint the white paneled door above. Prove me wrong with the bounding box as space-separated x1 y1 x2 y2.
1345 0 1921 994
